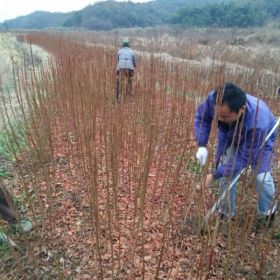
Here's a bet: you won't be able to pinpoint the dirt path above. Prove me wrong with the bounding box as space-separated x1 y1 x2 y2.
0 32 50 130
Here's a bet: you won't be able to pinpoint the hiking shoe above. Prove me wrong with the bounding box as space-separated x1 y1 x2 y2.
265 211 277 228
10 219 32 233
219 213 236 222
254 211 277 232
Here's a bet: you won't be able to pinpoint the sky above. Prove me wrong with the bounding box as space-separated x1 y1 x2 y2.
0 0 151 22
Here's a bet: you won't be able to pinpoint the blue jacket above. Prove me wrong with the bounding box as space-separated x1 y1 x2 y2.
117 47 136 71
194 91 277 179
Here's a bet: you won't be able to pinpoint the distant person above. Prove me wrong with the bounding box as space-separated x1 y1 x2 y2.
116 38 136 101
194 82 278 226
0 182 32 242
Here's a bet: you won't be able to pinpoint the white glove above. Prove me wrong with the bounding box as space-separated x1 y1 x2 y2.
196 147 208 166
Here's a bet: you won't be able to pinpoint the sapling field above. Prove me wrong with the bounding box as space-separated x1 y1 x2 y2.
0 28 280 279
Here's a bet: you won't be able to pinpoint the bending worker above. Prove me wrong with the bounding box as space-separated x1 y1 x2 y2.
116 38 136 101
194 82 278 224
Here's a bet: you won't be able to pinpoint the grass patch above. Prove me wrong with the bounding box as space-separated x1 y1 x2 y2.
0 225 10 257
0 122 27 161
13 191 29 215
274 231 280 240
0 167 11 178
0 241 9 257
185 160 202 175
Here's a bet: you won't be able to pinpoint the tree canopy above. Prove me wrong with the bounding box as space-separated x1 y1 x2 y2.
170 0 280 28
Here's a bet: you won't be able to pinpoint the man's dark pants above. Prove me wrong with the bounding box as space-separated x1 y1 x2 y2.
116 69 134 101
0 183 17 224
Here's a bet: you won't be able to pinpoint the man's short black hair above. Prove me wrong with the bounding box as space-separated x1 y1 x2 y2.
213 82 247 113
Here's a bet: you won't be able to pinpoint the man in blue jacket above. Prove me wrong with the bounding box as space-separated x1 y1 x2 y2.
116 38 136 101
194 82 277 223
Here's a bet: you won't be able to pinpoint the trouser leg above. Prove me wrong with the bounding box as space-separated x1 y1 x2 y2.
116 71 120 101
127 77 132 95
218 176 237 217
256 172 277 216
128 70 134 95
216 148 237 217
0 185 17 224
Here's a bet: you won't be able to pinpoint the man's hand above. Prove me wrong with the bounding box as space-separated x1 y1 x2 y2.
196 147 208 166
205 174 213 188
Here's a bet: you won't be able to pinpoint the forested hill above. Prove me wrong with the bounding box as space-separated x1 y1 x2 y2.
0 0 279 30
1 11 72 30
62 0 187 30
170 0 280 28
1 0 189 30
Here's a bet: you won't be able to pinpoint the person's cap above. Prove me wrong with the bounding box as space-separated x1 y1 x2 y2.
122 38 130 47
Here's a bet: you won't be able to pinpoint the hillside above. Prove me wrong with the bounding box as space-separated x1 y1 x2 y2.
65 0 228 30
0 0 228 30
170 0 280 28
1 11 72 30
0 0 279 30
